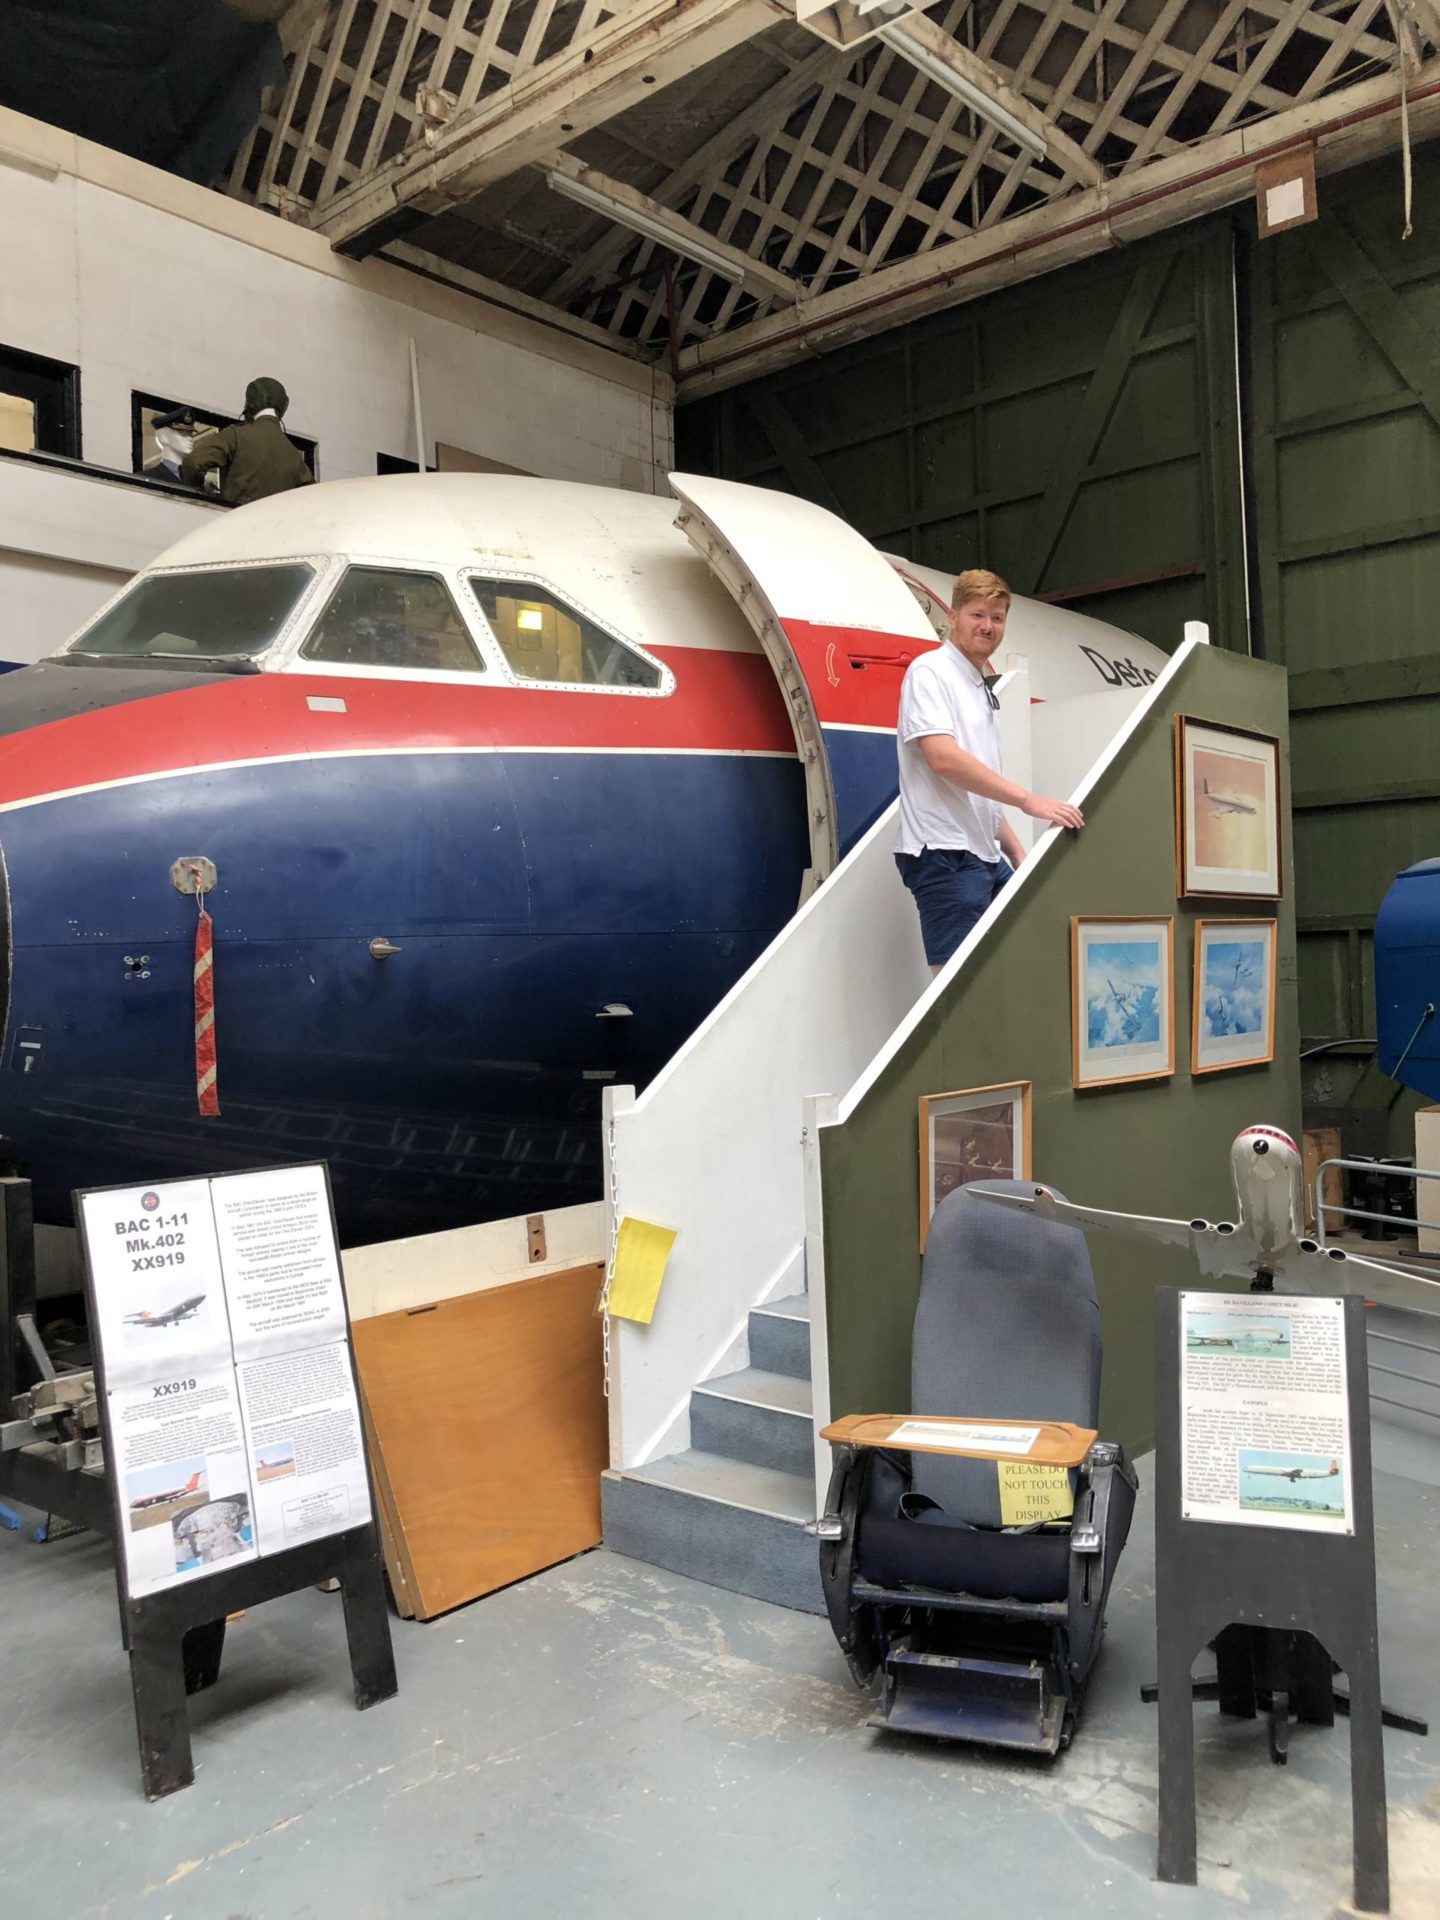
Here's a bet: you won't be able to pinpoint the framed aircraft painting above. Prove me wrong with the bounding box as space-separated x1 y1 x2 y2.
1175 717 1282 900
1192 919 1277 1075
918 1081 1031 1251
1071 916 1174 1089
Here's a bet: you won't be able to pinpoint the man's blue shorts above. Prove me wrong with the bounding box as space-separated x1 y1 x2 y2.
895 847 1013 967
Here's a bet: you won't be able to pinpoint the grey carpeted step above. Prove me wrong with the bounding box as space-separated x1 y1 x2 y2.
690 1366 813 1477
601 1450 823 1613
748 1293 811 1380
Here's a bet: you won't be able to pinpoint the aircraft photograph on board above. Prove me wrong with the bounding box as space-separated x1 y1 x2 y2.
124 1294 207 1330
1238 1450 1346 1519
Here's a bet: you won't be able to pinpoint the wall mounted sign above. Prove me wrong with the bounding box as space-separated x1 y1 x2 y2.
1070 915 1174 1089
1175 717 1283 900
1191 918 1278 1075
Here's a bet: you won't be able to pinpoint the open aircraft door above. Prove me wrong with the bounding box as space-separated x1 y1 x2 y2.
669 473 937 888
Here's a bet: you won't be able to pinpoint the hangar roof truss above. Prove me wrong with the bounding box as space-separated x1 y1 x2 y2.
228 3 1440 384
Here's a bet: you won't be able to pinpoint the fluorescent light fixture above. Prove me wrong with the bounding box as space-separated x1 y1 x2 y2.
878 25 1048 162
546 167 746 285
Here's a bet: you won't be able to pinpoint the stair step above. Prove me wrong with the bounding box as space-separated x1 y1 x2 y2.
691 1367 813 1477
748 1293 811 1380
601 1450 822 1614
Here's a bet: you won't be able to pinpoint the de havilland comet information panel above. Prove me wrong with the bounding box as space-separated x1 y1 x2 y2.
79 1163 372 1598
1179 1289 1353 1536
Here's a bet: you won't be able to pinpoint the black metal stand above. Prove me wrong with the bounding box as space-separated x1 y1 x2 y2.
123 1521 397 1800
1152 1289 1406 1915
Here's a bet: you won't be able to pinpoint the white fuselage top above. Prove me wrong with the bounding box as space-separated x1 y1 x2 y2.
895 638 1005 860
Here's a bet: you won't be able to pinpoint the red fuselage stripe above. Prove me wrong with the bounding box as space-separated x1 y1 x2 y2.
0 645 839 809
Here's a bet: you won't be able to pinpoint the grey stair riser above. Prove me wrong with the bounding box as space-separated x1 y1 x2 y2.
691 1389 812 1477
601 1470 823 1614
748 1308 811 1380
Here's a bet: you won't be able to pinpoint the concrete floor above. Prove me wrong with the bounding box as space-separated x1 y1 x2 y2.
2 1465 1438 1919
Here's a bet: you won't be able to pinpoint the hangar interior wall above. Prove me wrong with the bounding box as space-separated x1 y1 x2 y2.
681 147 1440 1158
814 644 1299 1458
0 105 673 658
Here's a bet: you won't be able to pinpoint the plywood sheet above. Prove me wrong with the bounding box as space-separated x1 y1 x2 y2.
352 1264 605 1619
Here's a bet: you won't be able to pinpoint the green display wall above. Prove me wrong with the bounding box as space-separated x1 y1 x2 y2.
819 644 1300 1455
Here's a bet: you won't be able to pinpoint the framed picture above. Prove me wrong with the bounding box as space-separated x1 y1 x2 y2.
1191 919 1277 1074
1175 717 1282 900
918 1081 1031 1251
1071 916 1174 1089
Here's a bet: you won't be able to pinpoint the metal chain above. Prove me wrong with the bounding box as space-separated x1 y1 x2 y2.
599 1110 620 1397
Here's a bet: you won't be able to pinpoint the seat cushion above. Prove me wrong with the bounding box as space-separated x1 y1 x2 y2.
857 1511 1070 1602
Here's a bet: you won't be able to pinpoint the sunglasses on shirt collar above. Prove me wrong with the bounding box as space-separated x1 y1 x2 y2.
977 669 1000 711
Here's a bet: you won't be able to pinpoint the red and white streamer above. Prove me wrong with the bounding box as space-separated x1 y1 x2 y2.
194 902 219 1116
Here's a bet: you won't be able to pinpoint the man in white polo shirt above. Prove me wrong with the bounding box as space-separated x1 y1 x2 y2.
896 568 1084 972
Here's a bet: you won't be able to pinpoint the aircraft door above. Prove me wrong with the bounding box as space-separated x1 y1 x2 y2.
668 473 937 884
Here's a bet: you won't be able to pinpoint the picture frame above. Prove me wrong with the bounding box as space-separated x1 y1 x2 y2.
1071 916 1174 1090
1191 919 1277 1075
918 1081 1031 1251
1174 717 1282 900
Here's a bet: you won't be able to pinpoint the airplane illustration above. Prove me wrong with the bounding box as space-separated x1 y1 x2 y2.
124 1295 206 1327
0 473 1166 1245
1104 977 1159 1044
973 1124 1440 1315
1189 1325 1286 1349
128 1470 202 1511
1246 1458 1340 1483
1202 777 1257 816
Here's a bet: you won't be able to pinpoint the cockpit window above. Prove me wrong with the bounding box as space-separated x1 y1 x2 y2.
68 564 315 660
302 567 484 673
468 577 662 690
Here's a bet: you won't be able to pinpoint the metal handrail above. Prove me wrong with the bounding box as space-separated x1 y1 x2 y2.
1313 1155 1440 1253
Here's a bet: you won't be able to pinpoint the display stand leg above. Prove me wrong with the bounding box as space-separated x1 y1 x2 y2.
182 1619 227 1696
129 1631 199 1801
1346 1633 1390 1914
1155 1630 1199 1886
338 1539 398 1709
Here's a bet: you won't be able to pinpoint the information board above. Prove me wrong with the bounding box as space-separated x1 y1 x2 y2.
80 1164 372 1598
1179 1289 1352 1536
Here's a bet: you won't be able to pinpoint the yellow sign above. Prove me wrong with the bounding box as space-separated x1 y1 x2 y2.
997 1461 1074 1527
605 1216 678 1325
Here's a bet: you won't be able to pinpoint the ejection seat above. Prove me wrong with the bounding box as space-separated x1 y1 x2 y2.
817 1179 1138 1756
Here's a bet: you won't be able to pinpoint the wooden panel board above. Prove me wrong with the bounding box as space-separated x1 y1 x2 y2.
1303 1125 1343 1236
352 1263 605 1619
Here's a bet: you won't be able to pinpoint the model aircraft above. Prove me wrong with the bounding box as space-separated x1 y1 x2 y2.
0 472 1166 1244
124 1296 207 1327
1202 778 1257 816
973 1124 1440 1315
128 1470 202 1511
1245 1458 1339 1483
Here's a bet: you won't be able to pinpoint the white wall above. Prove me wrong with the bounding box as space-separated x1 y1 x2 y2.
605 799 930 1472
0 107 674 657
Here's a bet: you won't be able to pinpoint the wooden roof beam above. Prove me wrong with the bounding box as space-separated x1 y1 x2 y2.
311 0 785 257
543 151 801 301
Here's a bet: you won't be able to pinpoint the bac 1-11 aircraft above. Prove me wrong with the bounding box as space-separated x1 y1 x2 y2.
0 473 1166 1245
124 1295 207 1328
128 1470 202 1511
976 1125 1440 1315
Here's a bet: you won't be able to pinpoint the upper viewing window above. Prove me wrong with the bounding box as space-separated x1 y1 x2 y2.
468 578 662 690
302 567 484 674
132 392 320 484
1 343 80 459
68 564 315 661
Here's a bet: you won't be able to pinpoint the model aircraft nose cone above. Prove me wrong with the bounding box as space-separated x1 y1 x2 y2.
1252 1139 1269 1155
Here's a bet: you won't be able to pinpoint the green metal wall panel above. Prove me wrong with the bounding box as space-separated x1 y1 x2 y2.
677 224 1248 652
818 648 1299 1454
1248 148 1440 1147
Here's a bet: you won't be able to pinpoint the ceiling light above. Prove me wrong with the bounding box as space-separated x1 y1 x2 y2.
877 25 1048 162
546 168 745 285
517 607 544 631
